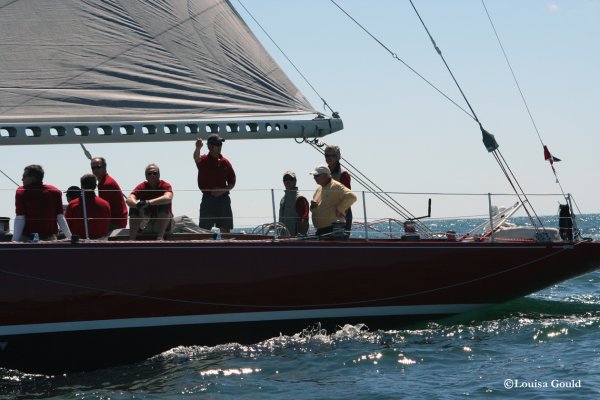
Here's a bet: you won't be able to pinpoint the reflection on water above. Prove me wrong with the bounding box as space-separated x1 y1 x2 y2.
3 301 600 399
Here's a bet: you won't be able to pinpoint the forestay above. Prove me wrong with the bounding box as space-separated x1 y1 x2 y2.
0 0 341 144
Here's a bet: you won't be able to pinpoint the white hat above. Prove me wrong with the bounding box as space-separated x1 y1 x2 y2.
309 164 331 176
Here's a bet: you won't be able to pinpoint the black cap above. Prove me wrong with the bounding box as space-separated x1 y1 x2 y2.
207 134 225 145
64 186 81 200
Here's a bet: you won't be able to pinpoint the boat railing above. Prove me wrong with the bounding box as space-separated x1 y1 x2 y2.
0 186 582 242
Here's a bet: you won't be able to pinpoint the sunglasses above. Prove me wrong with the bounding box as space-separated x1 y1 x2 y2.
283 177 295 181
324 153 337 158
146 171 159 176
91 165 104 169
209 142 222 147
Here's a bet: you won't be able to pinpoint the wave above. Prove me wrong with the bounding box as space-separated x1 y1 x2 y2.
426 297 600 327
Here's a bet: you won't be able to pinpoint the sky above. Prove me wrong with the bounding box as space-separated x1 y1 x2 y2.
0 0 599 230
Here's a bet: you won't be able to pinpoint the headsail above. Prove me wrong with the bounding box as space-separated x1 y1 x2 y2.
0 0 341 144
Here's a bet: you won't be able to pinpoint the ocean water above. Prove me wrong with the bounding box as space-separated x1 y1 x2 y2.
1 215 599 399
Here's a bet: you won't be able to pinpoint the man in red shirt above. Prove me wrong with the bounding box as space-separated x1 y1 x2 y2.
91 157 128 230
13 164 71 241
324 145 353 233
193 134 236 233
126 164 173 240
65 174 111 239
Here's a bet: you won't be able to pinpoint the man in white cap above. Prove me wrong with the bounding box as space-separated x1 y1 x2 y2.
278 171 309 236
309 164 356 237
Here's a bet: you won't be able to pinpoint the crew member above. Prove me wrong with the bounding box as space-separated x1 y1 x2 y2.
193 134 236 233
126 164 173 240
13 164 71 241
309 164 356 238
65 174 111 239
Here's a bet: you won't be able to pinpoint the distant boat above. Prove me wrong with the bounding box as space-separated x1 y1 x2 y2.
0 0 599 374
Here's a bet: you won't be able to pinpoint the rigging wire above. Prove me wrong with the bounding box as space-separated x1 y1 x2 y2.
0 168 19 187
326 0 545 234
408 1 483 124
406 0 548 233
235 0 337 116
480 0 568 199
328 0 475 121
1 145 90 187
305 138 433 235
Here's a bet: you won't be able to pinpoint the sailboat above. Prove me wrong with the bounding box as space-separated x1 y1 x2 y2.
0 0 599 374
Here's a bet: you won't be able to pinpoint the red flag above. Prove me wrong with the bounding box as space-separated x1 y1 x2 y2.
543 145 561 178
543 145 561 163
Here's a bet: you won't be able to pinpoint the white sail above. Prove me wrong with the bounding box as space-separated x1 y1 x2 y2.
0 0 316 122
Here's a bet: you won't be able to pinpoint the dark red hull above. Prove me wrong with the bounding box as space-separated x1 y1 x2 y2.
1 239 599 373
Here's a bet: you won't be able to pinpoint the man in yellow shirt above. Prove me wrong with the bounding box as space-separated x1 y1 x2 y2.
309 164 357 238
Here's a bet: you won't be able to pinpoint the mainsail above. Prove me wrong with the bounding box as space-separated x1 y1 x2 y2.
0 0 341 144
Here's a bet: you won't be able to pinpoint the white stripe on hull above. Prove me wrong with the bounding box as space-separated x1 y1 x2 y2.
0 304 489 336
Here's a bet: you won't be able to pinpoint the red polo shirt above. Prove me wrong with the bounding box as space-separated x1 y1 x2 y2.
131 180 173 215
15 182 64 238
65 193 111 239
338 171 351 189
196 154 236 195
97 173 128 228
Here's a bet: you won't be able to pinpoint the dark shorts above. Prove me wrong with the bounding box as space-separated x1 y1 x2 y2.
200 194 233 230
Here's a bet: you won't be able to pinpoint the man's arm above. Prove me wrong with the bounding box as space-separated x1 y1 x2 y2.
336 186 357 218
12 215 25 242
193 138 203 163
126 193 138 208
147 191 173 206
57 214 72 239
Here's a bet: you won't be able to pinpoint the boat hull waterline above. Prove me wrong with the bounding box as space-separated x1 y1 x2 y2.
1 239 599 373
